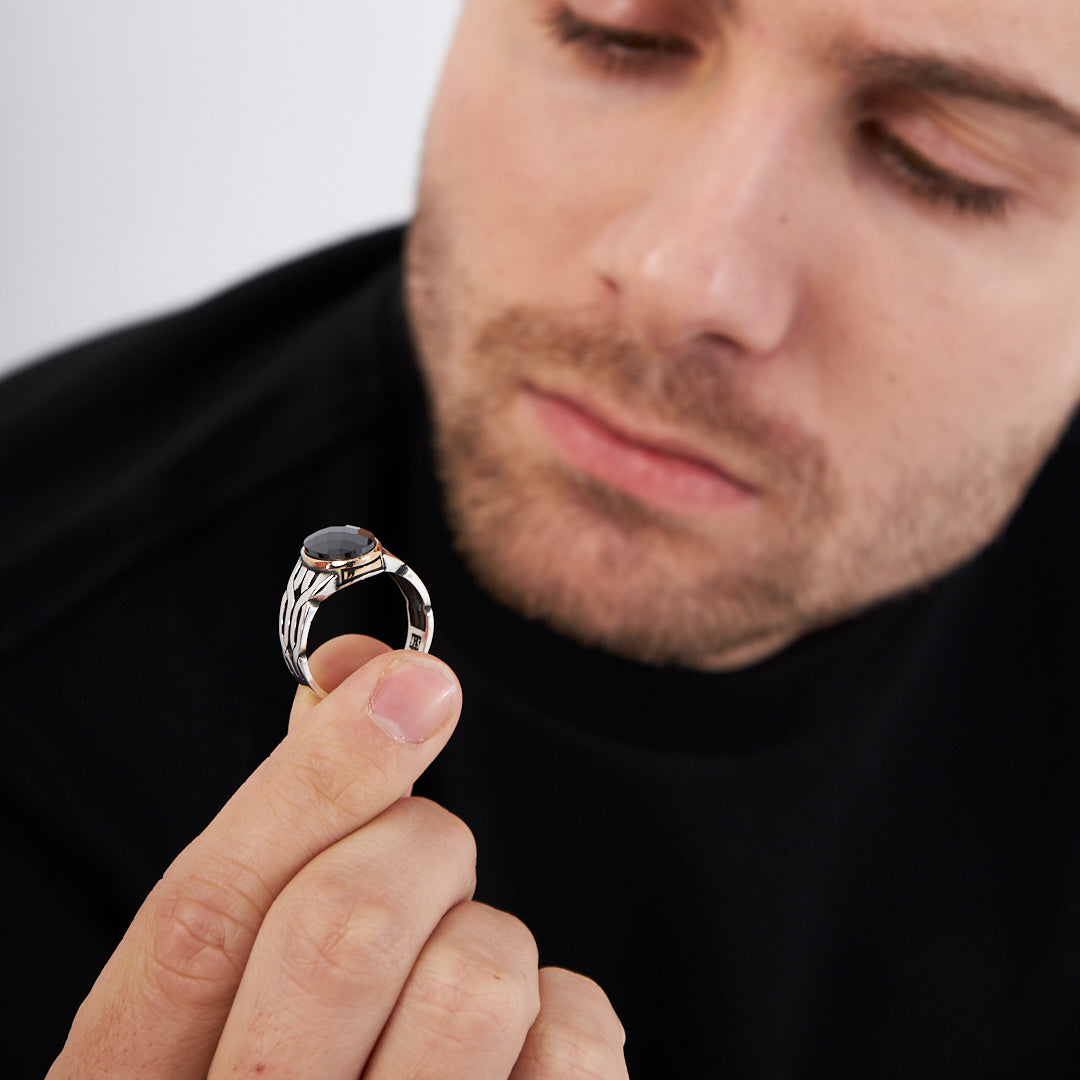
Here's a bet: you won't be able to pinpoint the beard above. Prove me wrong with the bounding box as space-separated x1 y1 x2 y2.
403 204 1057 670
404 214 856 669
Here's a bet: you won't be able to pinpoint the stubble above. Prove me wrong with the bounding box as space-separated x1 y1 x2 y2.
405 211 856 668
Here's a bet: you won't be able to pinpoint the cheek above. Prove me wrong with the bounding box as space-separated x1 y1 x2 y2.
814 282 1077 537
423 47 639 298
807 190 1080 469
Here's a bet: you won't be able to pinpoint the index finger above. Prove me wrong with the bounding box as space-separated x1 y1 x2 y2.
51 643 462 1080
288 634 394 730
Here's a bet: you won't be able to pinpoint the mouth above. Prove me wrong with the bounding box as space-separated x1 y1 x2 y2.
522 384 759 516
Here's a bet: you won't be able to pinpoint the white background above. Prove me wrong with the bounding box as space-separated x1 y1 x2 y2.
0 2 460 376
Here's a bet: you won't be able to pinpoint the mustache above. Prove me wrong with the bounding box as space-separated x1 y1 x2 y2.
472 306 828 495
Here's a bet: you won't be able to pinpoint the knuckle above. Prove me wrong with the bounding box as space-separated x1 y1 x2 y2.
521 1016 622 1080
411 947 537 1048
395 796 478 868
519 970 626 1079
384 799 477 889
290 736 387 825
146 866 265 1010
545 969 622 1028
274 870 412 1001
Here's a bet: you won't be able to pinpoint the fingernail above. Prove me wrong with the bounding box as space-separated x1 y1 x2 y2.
368 654 460 744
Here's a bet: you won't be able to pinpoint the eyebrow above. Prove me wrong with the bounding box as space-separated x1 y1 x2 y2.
834 47 1080 138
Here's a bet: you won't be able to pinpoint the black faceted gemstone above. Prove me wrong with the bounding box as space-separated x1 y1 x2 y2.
303 526 377 561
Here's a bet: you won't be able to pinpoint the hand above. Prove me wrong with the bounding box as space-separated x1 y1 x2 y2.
47 636 628 1078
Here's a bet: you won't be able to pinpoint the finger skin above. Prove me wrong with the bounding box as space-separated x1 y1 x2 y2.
360 902 542 1080
47 638 462 1080
509 968 629 1080
289 635 392 729
210 798 479 1079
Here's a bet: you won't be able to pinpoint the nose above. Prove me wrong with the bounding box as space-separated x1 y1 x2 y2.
591 87 811 359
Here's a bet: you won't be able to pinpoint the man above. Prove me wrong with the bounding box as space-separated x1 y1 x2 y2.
4 0 1080 1075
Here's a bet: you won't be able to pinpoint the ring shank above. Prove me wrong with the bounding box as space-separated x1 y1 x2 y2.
383 553 435 655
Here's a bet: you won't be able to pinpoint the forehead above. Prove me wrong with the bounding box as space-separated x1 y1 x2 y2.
635 0 1076 88
845 0 1078 69
630 0 1071 68
709 0 1080 74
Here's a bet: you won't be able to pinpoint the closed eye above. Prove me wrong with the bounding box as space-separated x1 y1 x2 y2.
543 5 697 76
859 120 1014 220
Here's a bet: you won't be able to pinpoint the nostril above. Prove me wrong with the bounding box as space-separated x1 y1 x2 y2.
702 331 741 353
598 273 621 299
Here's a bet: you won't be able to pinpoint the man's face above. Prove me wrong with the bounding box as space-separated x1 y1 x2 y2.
406 0 1080 669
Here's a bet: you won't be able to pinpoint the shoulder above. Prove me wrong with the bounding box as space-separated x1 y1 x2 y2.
0 225 417 657
0 226 408 458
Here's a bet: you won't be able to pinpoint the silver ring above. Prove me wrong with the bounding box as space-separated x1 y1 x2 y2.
279 525 434 697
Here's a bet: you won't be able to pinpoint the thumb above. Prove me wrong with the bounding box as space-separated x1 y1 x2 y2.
288 634 393 730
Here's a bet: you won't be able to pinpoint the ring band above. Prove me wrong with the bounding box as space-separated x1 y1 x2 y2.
279 525 434 697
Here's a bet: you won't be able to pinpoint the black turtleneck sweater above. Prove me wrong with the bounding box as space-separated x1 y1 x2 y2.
3 227 1079 1078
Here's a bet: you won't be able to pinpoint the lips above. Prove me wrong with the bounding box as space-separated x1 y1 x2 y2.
524 385 758 515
